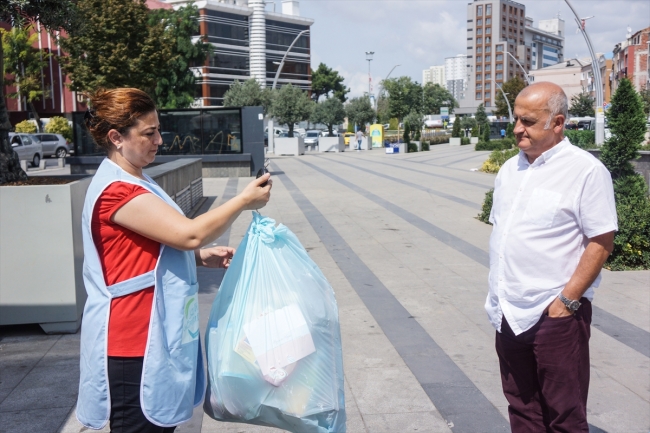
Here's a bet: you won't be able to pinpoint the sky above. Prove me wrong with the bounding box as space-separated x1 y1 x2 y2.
270 0 650 98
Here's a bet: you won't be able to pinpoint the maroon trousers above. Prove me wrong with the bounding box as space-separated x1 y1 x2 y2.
495 299 592 433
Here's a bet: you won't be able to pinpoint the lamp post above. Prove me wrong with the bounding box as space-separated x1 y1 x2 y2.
494 80 513 123
506 51 532 85
563 0 604 145
365 51 375 106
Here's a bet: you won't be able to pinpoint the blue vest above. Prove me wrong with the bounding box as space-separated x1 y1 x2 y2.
76 158 205 429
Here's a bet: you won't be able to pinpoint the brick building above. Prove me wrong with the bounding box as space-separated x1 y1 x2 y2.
612 26 650 94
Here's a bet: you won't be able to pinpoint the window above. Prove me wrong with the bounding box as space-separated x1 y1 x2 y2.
476 55 482 62
485 64 491 71
485 46 491 53
476 92 482 99
496 73 503 80
476 74 482 81
477 5 483 16
486 4 492 15
496 63 503 70
477 47 483 54
486 37 491 44
476 65 482 72
486 18 492 25
477 18 483 26
477 37 483 44
496 54 503 61
476 83 482 90
467 37 473 41
486 55 491 62
485 83 491 90
496 44 503 52
486 27 491 35
477 28 482 35
486 101 491 107
485 73 492 79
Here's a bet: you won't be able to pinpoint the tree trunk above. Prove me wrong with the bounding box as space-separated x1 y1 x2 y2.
29 101 43 133
0 41 28 184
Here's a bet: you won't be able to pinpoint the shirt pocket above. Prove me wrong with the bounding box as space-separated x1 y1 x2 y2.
522 188 562 228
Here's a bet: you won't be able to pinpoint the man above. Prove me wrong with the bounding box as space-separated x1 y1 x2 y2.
355 129 364 151
486 82 617 432
500 127 506 139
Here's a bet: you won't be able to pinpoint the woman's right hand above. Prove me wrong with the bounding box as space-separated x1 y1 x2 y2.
239 173 272 210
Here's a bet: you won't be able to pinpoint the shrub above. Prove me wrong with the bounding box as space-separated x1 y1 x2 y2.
407 142 418 152
482 125 491 142
506 123 514 138
564 130 595 149
15 120 37 133
404 121 411 144
461 137 471 145
429 135 451 145
480 147 520 174
477 188 494 224
44 116 73 142
389 117 399 130
451 118 462 138
475 138 515 151
422 141 430 151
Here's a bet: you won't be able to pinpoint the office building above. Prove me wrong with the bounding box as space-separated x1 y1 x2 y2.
461 0 564 114
423 65 446 87
160 0 314 106
444 54 468 102
525 17 565 70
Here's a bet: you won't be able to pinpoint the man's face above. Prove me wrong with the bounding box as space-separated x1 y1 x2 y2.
513 93 561 160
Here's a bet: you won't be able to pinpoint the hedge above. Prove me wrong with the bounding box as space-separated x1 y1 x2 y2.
564 130 595 149
475 138 515 151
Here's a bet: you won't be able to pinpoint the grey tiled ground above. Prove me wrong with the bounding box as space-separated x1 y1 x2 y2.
1 145 648 433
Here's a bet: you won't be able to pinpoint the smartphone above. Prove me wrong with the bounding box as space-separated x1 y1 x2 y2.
256 167 269 187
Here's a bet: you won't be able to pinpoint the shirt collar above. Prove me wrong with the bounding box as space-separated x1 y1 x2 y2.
520 137 569 168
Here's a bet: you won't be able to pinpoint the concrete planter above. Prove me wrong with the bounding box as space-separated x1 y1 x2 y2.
0 176 91 333
470 137 479 144
412 141 422 152
319 136 345 152
449 137 462 146
350 137 371 150
275 137 305 156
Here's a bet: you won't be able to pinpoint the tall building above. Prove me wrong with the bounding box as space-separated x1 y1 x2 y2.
612 26 650 94
422 65 446 86
161 0 314 106
525 17 565 70
444 55 468 102
461 0 564 114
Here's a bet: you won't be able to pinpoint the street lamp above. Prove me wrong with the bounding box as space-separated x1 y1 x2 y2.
505 51 532 85
365 51 375 105
272 29 309 90
493 80 513 123
563 0 604 145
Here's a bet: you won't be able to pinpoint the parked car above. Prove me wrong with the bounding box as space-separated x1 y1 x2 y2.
343 132 355 145
33 133 70 158
304 130 320 147
320 130 339 137
8 133 43 167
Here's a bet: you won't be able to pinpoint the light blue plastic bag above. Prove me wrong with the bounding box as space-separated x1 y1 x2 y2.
204 213 346 433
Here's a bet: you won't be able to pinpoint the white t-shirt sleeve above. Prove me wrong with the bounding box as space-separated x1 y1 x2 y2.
578 163 618 239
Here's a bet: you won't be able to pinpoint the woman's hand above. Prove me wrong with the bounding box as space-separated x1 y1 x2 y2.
195 246 235 268
239 174 272 211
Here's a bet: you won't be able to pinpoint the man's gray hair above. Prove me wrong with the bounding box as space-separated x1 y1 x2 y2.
544 91 569 129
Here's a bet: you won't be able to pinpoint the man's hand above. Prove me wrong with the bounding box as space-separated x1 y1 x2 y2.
195 246 235 268
546 296 573 318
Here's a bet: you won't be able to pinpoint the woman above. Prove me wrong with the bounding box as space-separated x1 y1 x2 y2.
76 88 271 433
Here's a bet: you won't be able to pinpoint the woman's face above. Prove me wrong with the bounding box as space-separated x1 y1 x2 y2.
110 111 162 167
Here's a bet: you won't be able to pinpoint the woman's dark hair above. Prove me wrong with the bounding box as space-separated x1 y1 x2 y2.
84 88 157 150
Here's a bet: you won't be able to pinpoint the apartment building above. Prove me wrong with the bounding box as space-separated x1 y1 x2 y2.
612 26 650 94
444 54 468 102
161 0 313 106
461 0 565 114
423 65 446 87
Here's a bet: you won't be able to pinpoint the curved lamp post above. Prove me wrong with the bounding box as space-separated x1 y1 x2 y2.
564 0 604 145
494 80 513 122
506 51 532 85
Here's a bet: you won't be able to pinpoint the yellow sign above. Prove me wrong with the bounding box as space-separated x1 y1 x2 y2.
369 124 384 148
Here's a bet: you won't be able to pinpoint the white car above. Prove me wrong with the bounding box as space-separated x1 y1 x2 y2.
304 130 320 146
9 133 43 167
34 133 70 158
320 130 339 137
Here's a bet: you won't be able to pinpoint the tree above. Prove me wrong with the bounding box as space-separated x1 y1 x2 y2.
223 79 274 115
45 116 73 143
345 96 375 130
382 76 422 123
403 121 411 145
475 103 490 135
569 92 595 117
147 4 210 109
59 0 171 96
1 0 79 184
495 76 527 118
461 117 477 138
638 85 650 117
311 63 349 102
14 120 37 133
2 25 51 132
269 84 313 137
601 78 646 180
404 110 424 140
451 117 462 138
506 122 514 138
375 94 390 124
311 97 346 137
422 83 457 115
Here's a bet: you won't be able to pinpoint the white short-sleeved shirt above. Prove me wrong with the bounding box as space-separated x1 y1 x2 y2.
485 138 618 335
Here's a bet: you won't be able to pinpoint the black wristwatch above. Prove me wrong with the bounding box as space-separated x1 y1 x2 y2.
558 293 581 314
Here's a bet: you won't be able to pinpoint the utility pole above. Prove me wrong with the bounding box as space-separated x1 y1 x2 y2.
564 0 604 145
366 51 374 107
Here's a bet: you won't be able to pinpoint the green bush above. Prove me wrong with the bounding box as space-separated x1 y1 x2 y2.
461 137 470 145
44 116 73 142
389 117 399 130
475 138 515 151
564 130 595 149
477 189 494 224
480 147 520 173
422 141 430 151
404 122 411 144
15 120 37 133
482 125 491 142
407 142 418 153
428 135 451 145
451 118 462 138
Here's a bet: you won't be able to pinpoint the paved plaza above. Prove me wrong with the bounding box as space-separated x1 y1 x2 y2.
1 145 649 433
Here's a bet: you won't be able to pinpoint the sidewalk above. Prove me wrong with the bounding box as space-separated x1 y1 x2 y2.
1 145 648 433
